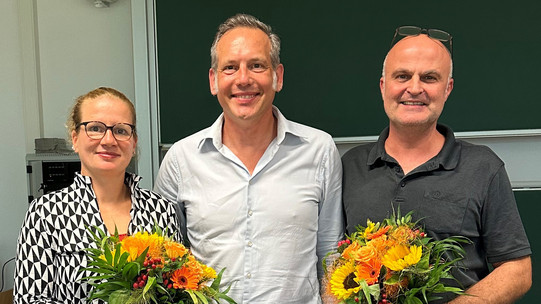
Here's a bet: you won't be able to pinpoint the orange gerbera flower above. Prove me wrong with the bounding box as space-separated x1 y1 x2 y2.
121 231 164 261
171 267 200 290
163 240 188 259
356 258 382 285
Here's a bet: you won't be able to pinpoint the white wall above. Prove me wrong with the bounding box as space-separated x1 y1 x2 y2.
36 0 135 139
0 0 136 291
0 0 30 293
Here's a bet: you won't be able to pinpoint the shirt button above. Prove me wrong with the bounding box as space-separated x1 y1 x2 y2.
246 273 252 279
395 167 401 172
248 241 253 247
248 210 253 216
401 182 406 187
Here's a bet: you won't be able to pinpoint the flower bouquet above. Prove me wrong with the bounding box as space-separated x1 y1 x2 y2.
323 210 469 304
82 226 236 304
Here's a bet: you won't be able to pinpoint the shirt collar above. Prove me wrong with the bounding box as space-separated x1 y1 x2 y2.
197 106 308 150
367 124 460 170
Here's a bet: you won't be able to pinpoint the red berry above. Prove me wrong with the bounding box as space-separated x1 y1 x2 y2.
152 264 157 269
167 283 173 289
139 282 145 288
171 257 176 262
143 261 148 267
133 283 138 289
163 279 169 286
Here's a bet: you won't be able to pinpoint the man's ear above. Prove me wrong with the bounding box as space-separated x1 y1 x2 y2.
209 68 218 95
274 64 284 92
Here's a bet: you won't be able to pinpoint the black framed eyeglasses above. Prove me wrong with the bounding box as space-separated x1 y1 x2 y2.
76 121 136 141
390 26 453 58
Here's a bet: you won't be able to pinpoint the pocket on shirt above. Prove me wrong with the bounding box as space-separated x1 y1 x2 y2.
420 190 469 234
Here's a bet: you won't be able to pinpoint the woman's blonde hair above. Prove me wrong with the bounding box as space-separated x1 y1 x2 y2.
66 87 137 142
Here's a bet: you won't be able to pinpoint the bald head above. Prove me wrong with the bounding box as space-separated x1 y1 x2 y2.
379 34 454 130
382 34 453 80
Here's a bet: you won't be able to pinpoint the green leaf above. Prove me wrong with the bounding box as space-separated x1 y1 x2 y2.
187 290 199 304
210 268 226 290
108 289 131 304
358 280 373 304
193 290 209 304
143 276 157 298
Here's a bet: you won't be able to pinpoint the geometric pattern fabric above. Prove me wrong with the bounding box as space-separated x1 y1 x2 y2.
14 172 181 303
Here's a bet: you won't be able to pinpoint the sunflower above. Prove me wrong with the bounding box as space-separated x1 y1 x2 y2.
171 266 200 290
382 244 422 271
330 262 361 300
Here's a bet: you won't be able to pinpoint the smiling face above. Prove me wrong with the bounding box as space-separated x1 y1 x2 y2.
380 34 453 130
209 27 284 126
71 94 137 178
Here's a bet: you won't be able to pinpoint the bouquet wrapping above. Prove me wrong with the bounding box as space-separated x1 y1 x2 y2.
82 226 236 304
322 210 469 304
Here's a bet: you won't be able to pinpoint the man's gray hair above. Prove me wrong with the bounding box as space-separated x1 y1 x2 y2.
210 13 281 71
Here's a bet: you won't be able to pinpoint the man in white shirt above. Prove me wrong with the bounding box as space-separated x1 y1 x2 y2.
154 13 344 303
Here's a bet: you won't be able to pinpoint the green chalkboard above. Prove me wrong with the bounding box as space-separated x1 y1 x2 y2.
156 1 541 144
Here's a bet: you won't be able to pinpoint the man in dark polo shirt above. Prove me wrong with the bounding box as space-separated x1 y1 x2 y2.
342 26 532 303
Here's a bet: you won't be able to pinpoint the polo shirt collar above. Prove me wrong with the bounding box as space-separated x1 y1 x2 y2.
367 124 460 171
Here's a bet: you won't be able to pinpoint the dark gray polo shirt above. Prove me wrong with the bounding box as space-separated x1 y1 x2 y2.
342 124 531 302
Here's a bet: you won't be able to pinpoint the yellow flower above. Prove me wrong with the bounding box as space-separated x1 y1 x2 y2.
382 245 422 271
330 262 360 300
201 263 217 280
121 231 164 261
363 220 376 238
163 240 188 259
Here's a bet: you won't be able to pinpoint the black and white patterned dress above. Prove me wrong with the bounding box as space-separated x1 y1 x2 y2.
14 172 181 304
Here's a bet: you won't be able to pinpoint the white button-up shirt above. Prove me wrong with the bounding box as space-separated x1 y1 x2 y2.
154 107 344 303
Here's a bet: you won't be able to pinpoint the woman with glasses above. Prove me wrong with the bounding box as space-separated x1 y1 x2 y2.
14 87 181 303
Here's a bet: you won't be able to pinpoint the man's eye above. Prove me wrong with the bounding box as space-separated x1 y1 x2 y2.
251 63 266 72
423 75 437 81
396 74 410 80
222 66 237 75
